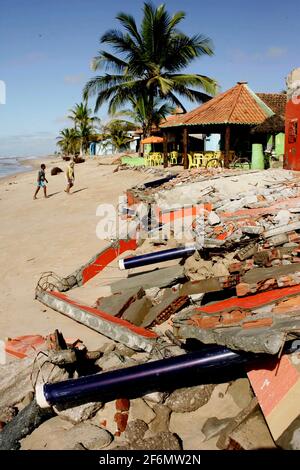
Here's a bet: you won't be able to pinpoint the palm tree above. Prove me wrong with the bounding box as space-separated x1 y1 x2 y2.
68 102 100 155
83 2 217 119
102 119 135 152
56 128 80 156
118 93 174 138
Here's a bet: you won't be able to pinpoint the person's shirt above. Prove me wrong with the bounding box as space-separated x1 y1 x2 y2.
66 166 74 179
37 169 45 182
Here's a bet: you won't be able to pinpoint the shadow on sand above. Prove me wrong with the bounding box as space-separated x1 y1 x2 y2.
47 192 61 198
70 188 88 194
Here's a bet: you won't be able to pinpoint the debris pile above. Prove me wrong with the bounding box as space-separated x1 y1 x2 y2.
4 168 300 450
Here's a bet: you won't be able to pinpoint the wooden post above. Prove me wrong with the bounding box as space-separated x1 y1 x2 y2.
183 127 188 169
163 132 168 168
224 125 230 168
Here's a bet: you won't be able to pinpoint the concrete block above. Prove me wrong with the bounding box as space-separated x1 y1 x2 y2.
122 297 153 326
207 212 220 226
141 289 188 328
95 287 145 317
110 265 185 293
54 402 102 424
166 384 215 413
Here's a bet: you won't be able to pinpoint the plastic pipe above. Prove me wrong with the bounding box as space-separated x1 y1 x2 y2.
119 245 196 270
36 345 249 408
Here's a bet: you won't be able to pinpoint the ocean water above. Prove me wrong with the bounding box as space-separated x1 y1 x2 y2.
0 156 33 178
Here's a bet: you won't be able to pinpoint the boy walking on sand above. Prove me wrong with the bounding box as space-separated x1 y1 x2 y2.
33 163 48 199
65 161 75 194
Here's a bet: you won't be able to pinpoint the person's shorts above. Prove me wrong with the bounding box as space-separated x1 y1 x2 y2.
37 181 46 187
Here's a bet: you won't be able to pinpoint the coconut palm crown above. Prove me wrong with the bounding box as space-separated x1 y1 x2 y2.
83 2 217 120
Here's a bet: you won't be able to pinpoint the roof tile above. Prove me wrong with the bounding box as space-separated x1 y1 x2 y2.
161 82 274 128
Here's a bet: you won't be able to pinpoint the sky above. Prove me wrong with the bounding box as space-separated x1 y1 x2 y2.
0 0 299 157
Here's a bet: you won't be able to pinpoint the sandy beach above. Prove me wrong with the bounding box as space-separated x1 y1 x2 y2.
0 158 155 349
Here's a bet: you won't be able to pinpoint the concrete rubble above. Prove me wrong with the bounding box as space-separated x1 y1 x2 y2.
5 168 300 450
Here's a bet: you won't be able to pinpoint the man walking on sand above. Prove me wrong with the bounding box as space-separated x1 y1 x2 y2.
65 161 75 194
33 163 48 199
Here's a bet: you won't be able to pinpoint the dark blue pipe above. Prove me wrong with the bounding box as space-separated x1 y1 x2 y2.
37 346 250 408
119 245 196 270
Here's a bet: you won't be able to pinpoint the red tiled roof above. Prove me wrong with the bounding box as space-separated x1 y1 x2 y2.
161 82 274 128
256 93 286 117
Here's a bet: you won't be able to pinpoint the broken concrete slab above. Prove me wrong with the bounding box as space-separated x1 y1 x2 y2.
227 378 253 409
95 351 137 371
0 355 69 409
208 211 220 226
21 419 112 450
179 273 239 296
201 417 232 440
124 419 148 442
237 262 300 296
128 398 156 424
110 265 186 293
174 284 300 353
36 289 158 353
227 408 276 450
141 289 189 328
169 383 241 450
91 401 118 435
166 384 215 413
149 405 171 433
216 397 258 449
95 287 145 317
54 402 102 424
122 296 153 326
174 316 287 354
263 221 300 238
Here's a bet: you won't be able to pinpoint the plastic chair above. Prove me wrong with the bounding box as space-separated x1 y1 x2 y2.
169 151 179 165
153 152 163 166
148 152 156 166
193 153 205 167
188 154 199 169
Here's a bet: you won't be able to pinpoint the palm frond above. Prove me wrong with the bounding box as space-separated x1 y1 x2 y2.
116 12 143 47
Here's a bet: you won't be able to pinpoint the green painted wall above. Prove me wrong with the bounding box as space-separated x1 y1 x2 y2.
275 132 285 156
267 133 285 156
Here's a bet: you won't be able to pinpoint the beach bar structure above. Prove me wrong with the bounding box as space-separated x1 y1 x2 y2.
160 82 285 169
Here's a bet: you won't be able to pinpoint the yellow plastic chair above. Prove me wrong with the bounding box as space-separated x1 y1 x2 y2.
188 153 199 169
144 154 151 166
153 152 163 166
193 153 205 167
199 151 210 167
169 151 178 165
148 152 156 166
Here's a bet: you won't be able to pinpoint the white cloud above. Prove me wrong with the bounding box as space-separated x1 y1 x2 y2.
64 73 85 84
266 47 287 58
229 46 287 63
